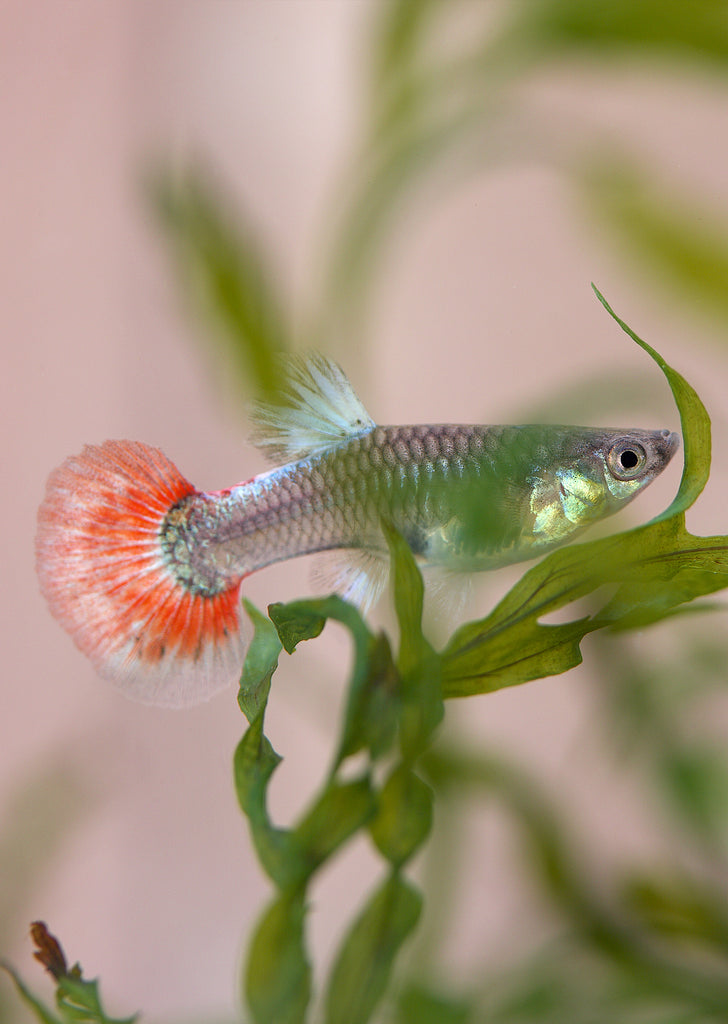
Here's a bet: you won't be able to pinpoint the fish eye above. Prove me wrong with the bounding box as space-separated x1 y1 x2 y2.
607 440 647 480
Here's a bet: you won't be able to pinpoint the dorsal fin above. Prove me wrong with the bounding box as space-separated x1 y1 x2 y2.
250 354 375 462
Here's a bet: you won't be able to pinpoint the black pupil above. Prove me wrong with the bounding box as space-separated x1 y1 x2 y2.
619 448 640 470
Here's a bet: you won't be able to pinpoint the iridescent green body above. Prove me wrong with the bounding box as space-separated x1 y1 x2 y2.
162 421 678 601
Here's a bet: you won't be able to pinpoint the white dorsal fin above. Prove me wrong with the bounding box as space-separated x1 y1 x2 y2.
250 354 375 462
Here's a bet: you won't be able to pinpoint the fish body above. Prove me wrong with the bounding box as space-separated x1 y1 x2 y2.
36 355 678 707
165 422 676 588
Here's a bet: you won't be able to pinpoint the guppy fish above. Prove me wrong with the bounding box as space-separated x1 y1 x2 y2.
36 355 678 708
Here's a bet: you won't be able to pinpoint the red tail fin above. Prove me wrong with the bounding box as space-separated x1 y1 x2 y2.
36 441 246 707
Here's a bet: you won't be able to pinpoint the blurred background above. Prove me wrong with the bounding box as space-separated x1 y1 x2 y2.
3 2 728 1021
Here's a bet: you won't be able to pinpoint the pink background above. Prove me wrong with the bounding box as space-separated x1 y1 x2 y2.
3 3 727 1019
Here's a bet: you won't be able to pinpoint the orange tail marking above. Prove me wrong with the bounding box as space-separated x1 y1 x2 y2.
36 440 246 707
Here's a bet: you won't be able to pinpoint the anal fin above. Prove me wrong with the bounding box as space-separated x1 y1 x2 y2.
312 548 390 613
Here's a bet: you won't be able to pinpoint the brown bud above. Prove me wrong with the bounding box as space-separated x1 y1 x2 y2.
30 921 67 980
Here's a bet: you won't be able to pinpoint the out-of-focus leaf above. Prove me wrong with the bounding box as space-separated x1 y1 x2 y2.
328 0 728 339
395 983 472 1024
622 874 728 951
369 765 433 867
1 961 62 1024
511 0 728 68
371 0 440 87
657 745 728 840
245 890 311 1024
424 747 728 1013
469 945 701 1024
592 637 728 859
323 873 422 1024
584 165 728 326
322 103 501 342
150 170 287 396
423 747 579 904
511 366 663 426
0 761 91 953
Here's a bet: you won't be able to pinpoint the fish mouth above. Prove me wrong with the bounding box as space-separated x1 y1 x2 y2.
661 429 681 461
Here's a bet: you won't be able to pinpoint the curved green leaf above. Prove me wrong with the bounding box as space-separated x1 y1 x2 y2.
585 167 728 328
238 600 282 724
369 765 433 867
292 777 377 879
591 285 711 517
269 596 400 764
245 890 311 1024
385 523 444 757
324 874 423 1024
442 295 723 698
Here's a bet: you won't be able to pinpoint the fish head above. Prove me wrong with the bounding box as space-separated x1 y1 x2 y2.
599 428 680 505
529 427 679 544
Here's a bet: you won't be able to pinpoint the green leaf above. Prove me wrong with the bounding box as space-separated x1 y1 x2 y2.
622 874 728 951
657 745 728 839
441 294 725 698
236 749 376 892
2 924 136 1024
338 629 401 764
238 600 282 724
591 285 710 517
150 169 287 397
442 516 728 700
513 0 728 68
1 961 63 1024
424 747 728 1013
268 601 326 654
369 765 433 867
324 874 423 1024
396 984 472 1024
291 777 377 880
245 889 311 1024
234 604 295 888
270 595 401 764
423 748 578 904
1 952 137 1024
383 520 427 678
584 166 728 327
371 0 440 87
56 974 137 1024
385 523 444 757
235 603 386 889
233 728 293 888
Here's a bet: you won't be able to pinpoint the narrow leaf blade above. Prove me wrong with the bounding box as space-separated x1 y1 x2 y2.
324 874 423 1024
245 890 311 1024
